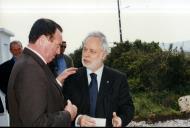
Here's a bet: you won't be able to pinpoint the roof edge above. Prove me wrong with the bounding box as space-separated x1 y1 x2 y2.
0 28 14 37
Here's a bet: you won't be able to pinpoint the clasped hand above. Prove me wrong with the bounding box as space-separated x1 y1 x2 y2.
64 100 78 121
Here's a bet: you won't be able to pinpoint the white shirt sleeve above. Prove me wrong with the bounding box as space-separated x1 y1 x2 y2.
56 78 62 87
75 115 83 127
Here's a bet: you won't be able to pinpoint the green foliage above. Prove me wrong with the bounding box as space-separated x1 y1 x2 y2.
133 92 181 120
70 40 190 93
105 40 190 94
70 39 190 120
69 46 83 68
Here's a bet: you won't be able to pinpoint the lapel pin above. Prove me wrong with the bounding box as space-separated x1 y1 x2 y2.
106 81 109 84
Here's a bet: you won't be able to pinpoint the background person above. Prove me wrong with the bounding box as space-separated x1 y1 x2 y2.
49 41 73 77
0 40 23 112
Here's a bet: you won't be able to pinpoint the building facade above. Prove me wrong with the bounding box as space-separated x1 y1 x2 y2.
0 28 14 64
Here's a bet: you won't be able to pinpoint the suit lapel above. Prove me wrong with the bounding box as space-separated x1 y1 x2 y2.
82 67 91 110
96 66 113 116
78 67 91 114
44 64 64 96
82 67 89 90
24 48 63 96
98 66 113 99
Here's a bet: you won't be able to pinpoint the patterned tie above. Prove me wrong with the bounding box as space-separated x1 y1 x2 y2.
89 73 98 117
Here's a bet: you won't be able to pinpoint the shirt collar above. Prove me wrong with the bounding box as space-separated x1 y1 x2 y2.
87 65 104 76
26 46 47 64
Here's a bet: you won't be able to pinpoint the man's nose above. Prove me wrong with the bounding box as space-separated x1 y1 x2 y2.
56 48 61 54
83 51 90 58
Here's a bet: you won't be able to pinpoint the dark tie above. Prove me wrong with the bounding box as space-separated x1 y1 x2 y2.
89 73 98 117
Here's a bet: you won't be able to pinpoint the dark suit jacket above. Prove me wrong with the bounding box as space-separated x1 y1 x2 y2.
7 48 71 127
63 66 134 127
0 96 4 113
48 54 73 77
0 57 15 112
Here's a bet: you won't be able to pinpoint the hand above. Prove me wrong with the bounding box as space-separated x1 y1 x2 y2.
56 67 77 84
64 100 78 121
78 115 96 127
112 112 122 127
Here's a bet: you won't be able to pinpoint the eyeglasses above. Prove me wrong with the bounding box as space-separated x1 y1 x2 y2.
60 45 66 48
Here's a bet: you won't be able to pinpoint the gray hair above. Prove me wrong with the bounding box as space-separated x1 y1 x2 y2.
10 40 22 49
83 31 110 54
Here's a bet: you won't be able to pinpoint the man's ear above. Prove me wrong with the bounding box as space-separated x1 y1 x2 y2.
37 35 47 46
102 51 108 61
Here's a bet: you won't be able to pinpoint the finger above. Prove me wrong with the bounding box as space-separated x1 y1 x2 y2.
112 118 116 126
66 70 77 76
60 67 77 76
65 67 78 72
72 104 76 108
112 112 118 127
72 105 78 112
113 112 117 117
84 116 96 124
112 117 121 127
87 118 96 124
84 120 96 126
85 122 96 127
112 121 116 127
67 99 72 105
112 120 118 127
63 70 77 79
81 116 96 127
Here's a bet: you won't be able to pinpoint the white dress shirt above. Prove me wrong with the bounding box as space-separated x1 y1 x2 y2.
86 65 104 91
75 65 104 127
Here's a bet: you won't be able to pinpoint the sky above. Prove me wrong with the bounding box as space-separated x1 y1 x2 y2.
1 0 190 53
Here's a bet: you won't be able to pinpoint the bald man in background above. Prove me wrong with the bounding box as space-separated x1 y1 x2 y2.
0 40 23 112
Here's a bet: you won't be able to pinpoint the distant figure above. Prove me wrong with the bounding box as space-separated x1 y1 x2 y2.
7 18 77 127
63 31 135 127
0 40 23 112
49 41 73 77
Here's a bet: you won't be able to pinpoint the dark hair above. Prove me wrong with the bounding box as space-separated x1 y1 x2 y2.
28 18 62 43
62 41 66 44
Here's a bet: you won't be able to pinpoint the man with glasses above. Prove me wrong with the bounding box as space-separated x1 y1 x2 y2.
63 31 134 127
49 41 74 77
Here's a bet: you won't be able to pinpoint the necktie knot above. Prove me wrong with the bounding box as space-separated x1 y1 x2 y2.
90 73 97 79
89 73 97 88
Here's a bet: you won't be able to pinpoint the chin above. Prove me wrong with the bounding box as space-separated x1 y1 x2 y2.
48 58 54 63
83 63 91 69
85 65 96 71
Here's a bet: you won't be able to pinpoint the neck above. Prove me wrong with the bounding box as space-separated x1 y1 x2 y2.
28 44 47 63
91 64 103 73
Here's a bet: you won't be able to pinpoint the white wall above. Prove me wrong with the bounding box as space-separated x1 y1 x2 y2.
0 29 12 126
0 31 13 64
0 91 9 126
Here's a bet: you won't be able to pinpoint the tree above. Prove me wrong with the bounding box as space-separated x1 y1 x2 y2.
70 40 190 93
69 47 83 68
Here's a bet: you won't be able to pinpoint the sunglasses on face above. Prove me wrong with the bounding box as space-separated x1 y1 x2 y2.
60 45 66 48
